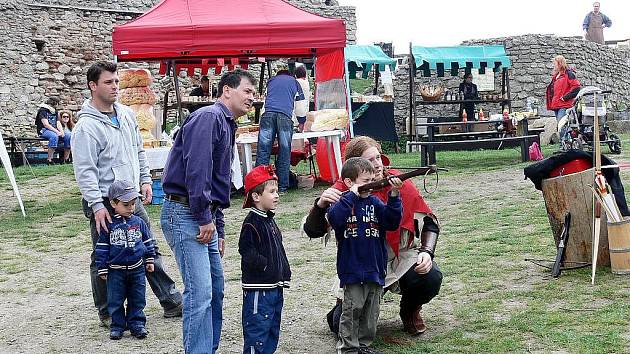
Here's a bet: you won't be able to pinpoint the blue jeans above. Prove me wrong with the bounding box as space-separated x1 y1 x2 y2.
161 200 224 354
255 111 294 192
40 128 71 149
242 288 284 354
555 108 568 142
107 267 146 333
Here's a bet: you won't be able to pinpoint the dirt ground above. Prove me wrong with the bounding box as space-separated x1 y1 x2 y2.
0 152 628 353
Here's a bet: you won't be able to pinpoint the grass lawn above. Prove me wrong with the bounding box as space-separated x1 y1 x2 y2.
0 135 629 353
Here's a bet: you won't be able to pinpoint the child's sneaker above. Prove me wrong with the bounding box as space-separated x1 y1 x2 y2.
131 327 148 339
109 330 123 340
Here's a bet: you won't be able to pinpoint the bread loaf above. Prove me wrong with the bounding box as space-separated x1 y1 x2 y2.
130 104 156 131
120 87 157 106
119 69 153 89
304 109 348 132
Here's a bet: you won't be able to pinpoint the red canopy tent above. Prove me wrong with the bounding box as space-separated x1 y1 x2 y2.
112 0 349 182
112 0 346 82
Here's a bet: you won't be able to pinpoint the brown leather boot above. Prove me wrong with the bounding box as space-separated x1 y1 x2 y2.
400 305 427 335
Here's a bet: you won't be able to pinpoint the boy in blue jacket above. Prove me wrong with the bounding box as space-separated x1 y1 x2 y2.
239 165 291 354
327 157 403 354
96 180 156 340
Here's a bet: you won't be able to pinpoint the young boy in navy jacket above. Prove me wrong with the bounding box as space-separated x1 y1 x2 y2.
327 157 403 354
238 165 291 354
96 180 155 340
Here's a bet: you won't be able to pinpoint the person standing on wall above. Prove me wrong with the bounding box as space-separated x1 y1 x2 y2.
160 69 256 354
583 2 612 45
72 61 183 328
256 67 305 193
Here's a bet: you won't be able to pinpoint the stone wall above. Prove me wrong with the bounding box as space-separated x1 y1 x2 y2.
0 0 355 136
392 34 630 139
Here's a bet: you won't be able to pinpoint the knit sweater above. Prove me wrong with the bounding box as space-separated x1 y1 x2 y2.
95 214 155 276
239 208 291 289
327 192 402 287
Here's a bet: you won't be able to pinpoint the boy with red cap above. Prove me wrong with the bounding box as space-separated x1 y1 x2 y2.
238 165 291 354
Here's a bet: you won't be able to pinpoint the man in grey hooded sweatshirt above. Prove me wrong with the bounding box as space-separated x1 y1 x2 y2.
72 61 182 327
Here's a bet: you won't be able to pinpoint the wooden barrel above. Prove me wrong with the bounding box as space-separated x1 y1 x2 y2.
541 168 610 266
607 218 630 275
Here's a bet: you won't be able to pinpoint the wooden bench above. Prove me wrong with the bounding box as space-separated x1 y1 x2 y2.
433 130 500 139
3 135 66 166
407 135 540 165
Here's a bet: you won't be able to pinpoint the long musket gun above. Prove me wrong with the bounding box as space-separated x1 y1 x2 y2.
358 165 446 193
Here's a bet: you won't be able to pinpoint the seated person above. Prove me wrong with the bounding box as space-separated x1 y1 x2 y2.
58 110 74 163
190 76 211 97
189 76 218 113
36 97 71 164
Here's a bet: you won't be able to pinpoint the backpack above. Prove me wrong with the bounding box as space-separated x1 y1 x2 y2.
528 142 543 161
35 107 46 134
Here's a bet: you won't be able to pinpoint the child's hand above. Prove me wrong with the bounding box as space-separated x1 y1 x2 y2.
99 274 107 281
146 263 154 273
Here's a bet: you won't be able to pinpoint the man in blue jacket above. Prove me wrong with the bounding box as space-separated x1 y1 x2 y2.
161 68 256 354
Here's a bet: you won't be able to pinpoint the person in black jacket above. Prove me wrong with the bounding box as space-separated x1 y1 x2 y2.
459 73 479 120
239 165 291 354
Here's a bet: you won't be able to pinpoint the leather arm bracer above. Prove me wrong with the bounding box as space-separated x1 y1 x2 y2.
418 216 439 258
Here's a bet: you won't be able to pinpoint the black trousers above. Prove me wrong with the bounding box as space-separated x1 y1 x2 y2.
83 198 182 317
398 261 443 315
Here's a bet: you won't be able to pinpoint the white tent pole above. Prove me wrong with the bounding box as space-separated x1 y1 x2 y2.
0 132 26 217
345 59 354 138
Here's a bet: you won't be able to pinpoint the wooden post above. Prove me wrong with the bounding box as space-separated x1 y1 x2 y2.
258 63 265 96
408 42 415 142
161 61 172 132
505 67 512 112
427 125 436 164
172 62 184 126
162 90 169 133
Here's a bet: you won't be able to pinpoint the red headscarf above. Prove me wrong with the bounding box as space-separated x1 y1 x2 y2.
331 168 433 257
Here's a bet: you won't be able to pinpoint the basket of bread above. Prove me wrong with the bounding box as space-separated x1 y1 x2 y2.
419 85 444 102
304 109 349 132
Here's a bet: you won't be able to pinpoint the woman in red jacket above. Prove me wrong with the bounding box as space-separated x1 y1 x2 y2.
546 55 581 141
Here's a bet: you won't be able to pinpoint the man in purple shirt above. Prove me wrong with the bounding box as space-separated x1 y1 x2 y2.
256 69 305 192
160 69 256 354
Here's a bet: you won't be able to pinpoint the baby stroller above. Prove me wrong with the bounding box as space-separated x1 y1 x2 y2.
559 86 622 154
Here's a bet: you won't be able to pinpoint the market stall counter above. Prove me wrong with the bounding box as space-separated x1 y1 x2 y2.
236 129 344 181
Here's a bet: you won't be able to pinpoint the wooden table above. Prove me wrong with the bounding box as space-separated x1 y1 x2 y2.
407 119 536 164
236 129 345 181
